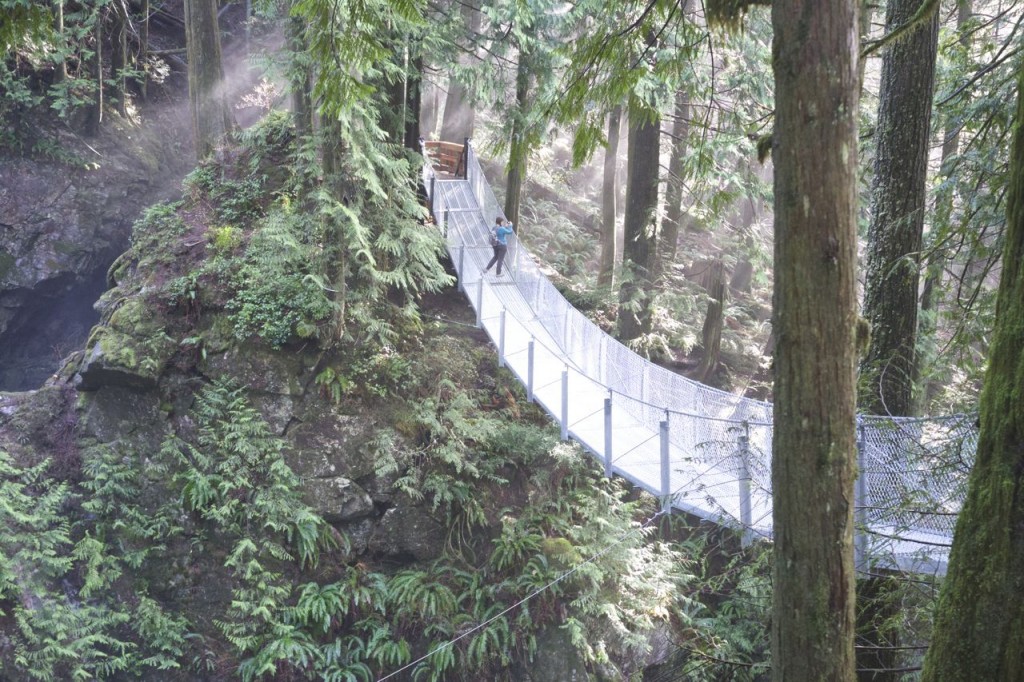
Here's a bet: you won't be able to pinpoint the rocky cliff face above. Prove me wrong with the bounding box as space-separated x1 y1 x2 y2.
0 110 192 391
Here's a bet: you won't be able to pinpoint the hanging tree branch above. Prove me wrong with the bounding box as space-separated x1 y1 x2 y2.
861 0 940 58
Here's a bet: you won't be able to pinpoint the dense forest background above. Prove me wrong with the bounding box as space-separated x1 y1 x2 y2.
1 0 1023 680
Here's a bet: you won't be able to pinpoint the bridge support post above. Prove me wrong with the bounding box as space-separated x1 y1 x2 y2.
561 368 569 441
660 415 671 512
443 209 450 240
498 309 506 368
457 245 465 293
475 278 483 329
738 421 753 547
604 394 613 478
429 176 436 214
527 339 535 402
855 424 868 571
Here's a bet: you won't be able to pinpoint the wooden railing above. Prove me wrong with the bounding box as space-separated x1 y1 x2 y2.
422 140 466 178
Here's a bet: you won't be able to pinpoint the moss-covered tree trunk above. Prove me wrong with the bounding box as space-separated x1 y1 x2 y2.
919 61 1024 682
859 0 938 418
617 98 659 342
184 0 234 159
770 0 860 680
598 104 622 287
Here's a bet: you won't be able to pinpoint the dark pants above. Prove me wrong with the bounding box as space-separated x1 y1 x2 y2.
485 244 508 275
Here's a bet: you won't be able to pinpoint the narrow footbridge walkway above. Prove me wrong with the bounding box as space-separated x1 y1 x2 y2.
422 141 974 576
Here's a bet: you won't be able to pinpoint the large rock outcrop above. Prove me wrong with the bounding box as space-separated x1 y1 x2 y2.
0 113 191 391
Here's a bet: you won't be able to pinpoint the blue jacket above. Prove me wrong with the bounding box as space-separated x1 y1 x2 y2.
495 225 514 245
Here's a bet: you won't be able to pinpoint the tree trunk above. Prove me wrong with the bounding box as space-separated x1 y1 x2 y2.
84 8 104 136
404 54 423 151
110 0 129 117
421 68 440 140
287 17 314 138
139 0 149 100
440 0 478 142
184 0 234 160
919 60 1024 682
694 259 725 383
860 0 938 418
856 8 938 677
54 0 68 84
617 99 659 342
321 118 348 342
770 1 860 681
658 88 690 282
504 54 531 227
598 105 622 287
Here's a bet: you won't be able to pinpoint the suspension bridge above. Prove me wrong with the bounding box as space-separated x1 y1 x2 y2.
421 140 974 577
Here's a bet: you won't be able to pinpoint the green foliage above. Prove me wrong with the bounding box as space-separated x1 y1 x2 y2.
225 205 335 347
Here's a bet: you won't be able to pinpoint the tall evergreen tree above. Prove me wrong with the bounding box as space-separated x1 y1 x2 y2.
184 0 234 159
617 96 660 342
768 0 860 680
860 0 939 418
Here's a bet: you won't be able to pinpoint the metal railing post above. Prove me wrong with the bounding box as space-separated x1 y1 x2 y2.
475 277 483 328
855 423 869 571
443 208 450 240
457 245 465 292
738 421 753 547
660 414 671 512
498 309 506 368
561 368 569 441
604 393 613 478
527 339 535 402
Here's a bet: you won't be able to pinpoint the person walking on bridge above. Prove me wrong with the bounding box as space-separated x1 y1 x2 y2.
484 216 515 276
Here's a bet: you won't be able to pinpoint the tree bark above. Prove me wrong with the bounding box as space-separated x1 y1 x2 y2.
860 0 938 418
504 54 531 227
770 1 860 680
184 0 234 160
920 60 1024 682
617 98 659 342
598 105 622 287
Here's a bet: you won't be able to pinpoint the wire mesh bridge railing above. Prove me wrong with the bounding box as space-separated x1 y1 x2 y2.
421 140 975 576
